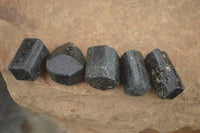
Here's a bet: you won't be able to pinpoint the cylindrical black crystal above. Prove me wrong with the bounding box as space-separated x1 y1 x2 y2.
145 48 184 99
46 42 85 85
8 38 49 81
85 45 120 90
121 50 151 96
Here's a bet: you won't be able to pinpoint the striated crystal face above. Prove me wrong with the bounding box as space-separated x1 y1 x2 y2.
46 42 85 85
145 48 184 99
8 38 49 81
121 50 151 96
85 45 120 90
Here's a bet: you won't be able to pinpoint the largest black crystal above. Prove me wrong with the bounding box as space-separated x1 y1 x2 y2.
121 50 151 96
8 38 49 81
145 48 184 99
85 45 120 90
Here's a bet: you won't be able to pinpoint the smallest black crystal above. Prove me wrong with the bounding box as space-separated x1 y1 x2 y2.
46 42 85 85
145 48 184 99
8 38 49 81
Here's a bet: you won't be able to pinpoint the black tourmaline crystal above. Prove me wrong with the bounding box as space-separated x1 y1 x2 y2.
8 38 49 81
46 42 85 85
121 50 151 96
85 45 120 90
145 48 184 99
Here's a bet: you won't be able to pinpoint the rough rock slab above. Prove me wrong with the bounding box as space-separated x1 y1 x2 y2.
0 0 200 133
0 72 65 133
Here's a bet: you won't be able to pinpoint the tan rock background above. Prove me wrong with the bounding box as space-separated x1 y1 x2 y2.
0 0 200 132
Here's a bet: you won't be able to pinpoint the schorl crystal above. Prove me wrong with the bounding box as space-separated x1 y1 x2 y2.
46 42 85 85
121 50 151 96
85 45 120 90
8 38 49 81
145 48 184 99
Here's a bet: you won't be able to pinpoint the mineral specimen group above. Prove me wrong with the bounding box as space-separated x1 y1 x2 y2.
46 42 85 85
8 38 184 99
121 50 151 96
8 38 49 81
85 45 120 90
145 48 184 99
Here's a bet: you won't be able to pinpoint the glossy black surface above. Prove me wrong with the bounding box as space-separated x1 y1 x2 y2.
85 45 120 90
145 48 184 99
46 42 85 85
8 38 49 81
121 50 151 96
